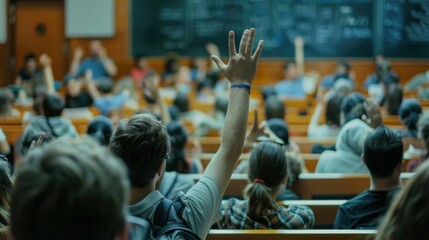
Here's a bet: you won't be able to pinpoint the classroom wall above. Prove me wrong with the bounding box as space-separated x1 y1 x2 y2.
1 0 429 88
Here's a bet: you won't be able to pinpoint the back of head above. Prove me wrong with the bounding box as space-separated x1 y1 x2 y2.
11 138 129 240
376 161 429 240
325 93 346 127
0 158 12 229
363 126 403 178
336 119 373 155
166 121 188 173
340 92 366 125
265 96 286 120
418 113 429 158
267 118 289 145
0 89 13 117
87 116 114 146
399 100 422 136
42 94 64 118
173 93 189 113
245 141 287 220
385 84 403 115
110 113 170 188
337 61 351 74
214 97 229 116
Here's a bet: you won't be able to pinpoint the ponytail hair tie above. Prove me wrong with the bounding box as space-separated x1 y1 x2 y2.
253 178 266 185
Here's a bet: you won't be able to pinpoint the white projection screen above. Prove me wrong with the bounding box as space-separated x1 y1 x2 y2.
65 0 115 38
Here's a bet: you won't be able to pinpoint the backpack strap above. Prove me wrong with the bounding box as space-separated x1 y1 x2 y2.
153 198 175 228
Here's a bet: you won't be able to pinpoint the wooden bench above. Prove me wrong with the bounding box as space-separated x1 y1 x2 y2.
207 229 377 240
279 200 346 228
189 173 413 199
292 173 413 199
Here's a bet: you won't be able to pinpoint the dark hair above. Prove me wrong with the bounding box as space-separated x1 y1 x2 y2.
267 118 289 145
20 131 54 156
244 142 287 220
337 61 351 73
166 121 189 173
399 100 422 138
42 94 64 118
385 84 403 115
265 96 285 120
0 89 13 117
24 53 36 63
376 161 429 240
363 127 403 178
341 92 366 125
214 97 228 116
0 159 12 230
173 93 189 113
87 116 114 146
325 93 345 127
418 113 429 159
168 105 181 121
98 80 114 94
110 113 170 188
283 62 296 71
11 138 129 240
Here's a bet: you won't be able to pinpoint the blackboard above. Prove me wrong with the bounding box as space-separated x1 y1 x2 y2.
383 0 429 58
131 0 429 58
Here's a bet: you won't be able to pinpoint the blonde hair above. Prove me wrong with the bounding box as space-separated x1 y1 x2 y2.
376 161 429 240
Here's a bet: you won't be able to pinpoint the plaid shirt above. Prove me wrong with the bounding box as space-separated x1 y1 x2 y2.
216 198 314 229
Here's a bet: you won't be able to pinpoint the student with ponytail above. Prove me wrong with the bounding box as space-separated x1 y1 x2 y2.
217 141 314 229
399 100 422 138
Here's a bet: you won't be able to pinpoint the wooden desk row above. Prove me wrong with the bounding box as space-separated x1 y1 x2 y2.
188 173 414 199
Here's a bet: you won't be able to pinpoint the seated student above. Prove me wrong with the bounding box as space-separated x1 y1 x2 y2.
167 121 203 174
130 55 155 88
320 61 355 89
86 116 114 146
383 83 403 115
0 88 21 118
0 128 10 156
0 156 12 232
217 141 314 229
109 28 263 239
264 96 285 121
10 138 132 240
407 113 429 172
275 37 306 99
398 100 422 138
340 92 382 129
70 40 117 82
334 127 403 229
15 53 42 86
316 118 374 174
404 69 429 99
308 93 345 138
63 73 93 108
365 61 399 104
22 94 78 142
376 161 429 240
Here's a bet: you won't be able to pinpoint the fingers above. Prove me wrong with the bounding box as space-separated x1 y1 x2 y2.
253 109 258 128
246 28 256 56
211 55 226 71
239 29 250 55
35 133 45 147
252 40 264 61
228 31 237 57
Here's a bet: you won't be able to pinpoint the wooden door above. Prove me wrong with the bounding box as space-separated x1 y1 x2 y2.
14 0 67 80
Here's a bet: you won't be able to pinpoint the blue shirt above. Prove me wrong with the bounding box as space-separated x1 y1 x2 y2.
275 78 305 99
94 94 127 116
78 57 112 80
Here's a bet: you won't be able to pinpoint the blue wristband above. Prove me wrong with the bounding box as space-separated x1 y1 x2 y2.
230 83 250 93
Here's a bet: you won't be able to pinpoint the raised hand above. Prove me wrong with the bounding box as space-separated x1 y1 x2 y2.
206 43 220 55
211 28 263 85
245 109 267 146
39 53 52 67
28 133 45 154
294 36 305 48
74 47 84 60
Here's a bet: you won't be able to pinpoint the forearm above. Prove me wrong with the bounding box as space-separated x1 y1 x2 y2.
0 140 10 155
157 95 171 124
102 58 117 76
204 88 249 194
43 66 55 94
295 44 305 75
309 102 323 128
70 59 80 74
86 82 101 99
